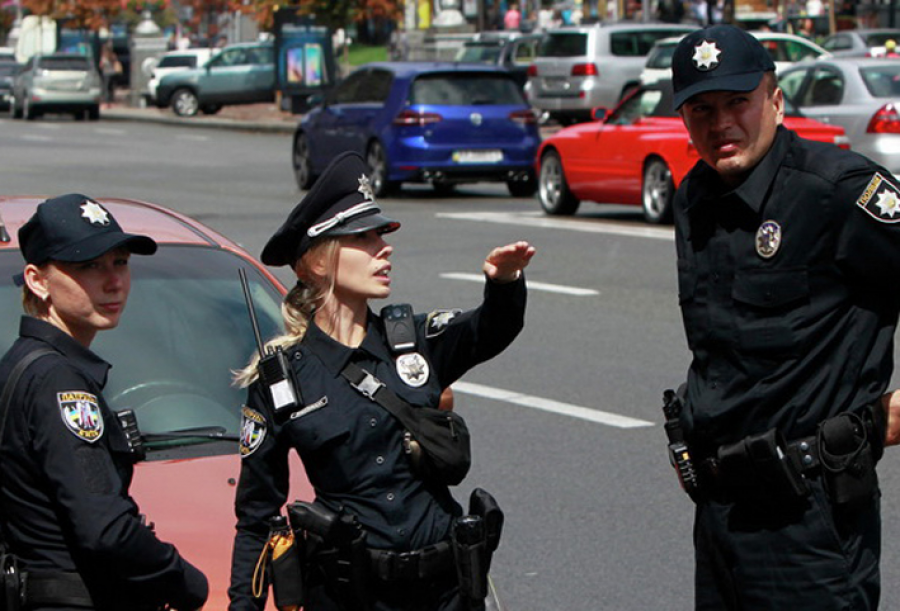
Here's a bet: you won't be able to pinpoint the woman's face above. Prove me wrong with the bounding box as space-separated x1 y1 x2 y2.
26 248 132 346
332 229 394 305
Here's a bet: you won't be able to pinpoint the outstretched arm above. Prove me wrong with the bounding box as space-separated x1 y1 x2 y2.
482 241 536 283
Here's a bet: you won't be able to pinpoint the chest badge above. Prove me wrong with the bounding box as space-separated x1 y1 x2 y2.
239 406 267 457
58 391 104 443
755 220 782 259
396 352 430 388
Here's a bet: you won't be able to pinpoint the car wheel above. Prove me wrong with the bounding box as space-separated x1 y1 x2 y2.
201 104 221 115
432 181 455 196
88 105 100 121
538 150 579 215
172 88 199 117
367 141 397 198
641 158 674 224
293 133 317 191
508 172 537 198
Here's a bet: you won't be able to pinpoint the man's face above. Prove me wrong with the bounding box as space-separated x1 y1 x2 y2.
679 77 784 186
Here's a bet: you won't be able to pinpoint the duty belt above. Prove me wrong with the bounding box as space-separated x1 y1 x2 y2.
698 435 821 483
25 572 93 608
368 540 454 582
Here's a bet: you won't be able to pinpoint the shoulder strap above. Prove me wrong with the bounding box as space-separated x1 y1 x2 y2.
0 347 57 445
340 362 419 433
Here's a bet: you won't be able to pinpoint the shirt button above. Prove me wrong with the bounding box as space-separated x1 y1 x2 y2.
376 456 385 465
370 418 378 427
398 528 407 536
387 493 395 502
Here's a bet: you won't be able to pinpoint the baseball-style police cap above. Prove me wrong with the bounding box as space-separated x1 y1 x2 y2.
672 24 776 110
19 194 157 265
261 151 400 267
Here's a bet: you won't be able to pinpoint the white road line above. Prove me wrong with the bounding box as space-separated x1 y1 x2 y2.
437 211 674 241
176 134 210 141
453 381 654 429
94 127 126 136
441 272 598 296
21 134 53 142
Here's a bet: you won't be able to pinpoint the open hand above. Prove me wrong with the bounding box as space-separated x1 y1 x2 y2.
483 241 536 283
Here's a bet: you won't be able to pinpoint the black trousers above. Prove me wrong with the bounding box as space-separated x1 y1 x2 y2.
694 478 880 611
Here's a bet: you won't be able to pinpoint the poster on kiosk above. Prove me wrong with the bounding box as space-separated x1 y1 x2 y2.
274 9 337 114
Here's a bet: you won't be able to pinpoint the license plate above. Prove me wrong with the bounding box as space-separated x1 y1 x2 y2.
453 150 503 164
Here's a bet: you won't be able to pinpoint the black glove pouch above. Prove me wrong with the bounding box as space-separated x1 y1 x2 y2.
819 412 878 510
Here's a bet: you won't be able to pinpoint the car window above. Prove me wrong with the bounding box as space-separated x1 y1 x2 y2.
782 40 820 61
409 73 523 105
457 44 502 63
212 48 247 67
646 43 677 69
864 32 900 47
608 88 671 124
512 39 539 64
331 70 369 104
806 69 843 105
610 30 691 57
40 56 90 71
538 33 587 57
247 47 274 65
822 34 851 52
364 70 393 102
860 64 900 97
779 69 810 101
0 246 284 459
158 55 199 69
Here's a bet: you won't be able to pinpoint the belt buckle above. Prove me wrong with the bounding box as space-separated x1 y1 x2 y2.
351 372 384 400
395 549 420 580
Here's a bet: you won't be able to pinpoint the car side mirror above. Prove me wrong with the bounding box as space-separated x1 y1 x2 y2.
592 107 609 122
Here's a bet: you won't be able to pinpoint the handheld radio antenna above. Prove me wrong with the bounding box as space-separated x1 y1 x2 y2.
239 268 267 358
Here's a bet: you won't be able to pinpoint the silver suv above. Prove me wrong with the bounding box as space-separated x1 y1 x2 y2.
9 53 102 120
527 22 696 125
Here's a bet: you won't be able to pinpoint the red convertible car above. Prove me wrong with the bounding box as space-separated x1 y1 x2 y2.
536 79 851 224
0 196 313 610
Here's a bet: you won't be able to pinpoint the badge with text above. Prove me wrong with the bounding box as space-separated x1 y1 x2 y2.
756 220 782 259
396 352 430 388
856 172 900 223
426 309 461 338
239 406 267 457
58 391 104 443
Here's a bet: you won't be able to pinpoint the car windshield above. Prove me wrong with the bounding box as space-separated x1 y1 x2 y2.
859 64 900 96
158 55 199 69
41 56 89 71
611 30 693 56
409 73 524 105
645 43 677 69
539 32 587 57
0 245 284 460
864 32 900 46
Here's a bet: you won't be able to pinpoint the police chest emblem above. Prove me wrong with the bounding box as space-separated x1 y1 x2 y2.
426 309 461 338
80 201 110 226
58 391 103 443
755 220 782 259
396 352 430 388
692 40 722 71
856 172 900 223
239 406 267 457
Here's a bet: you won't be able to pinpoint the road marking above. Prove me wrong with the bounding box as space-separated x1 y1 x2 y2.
176 134 209 141
441 272 598 296
437 211 674 241
21 134 53 142
94 127 126 136
453 381 654 429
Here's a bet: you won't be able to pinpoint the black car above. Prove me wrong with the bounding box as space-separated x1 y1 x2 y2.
455 33 544 91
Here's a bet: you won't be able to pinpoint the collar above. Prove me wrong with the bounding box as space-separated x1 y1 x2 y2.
19 316 111 388
302 311 396 376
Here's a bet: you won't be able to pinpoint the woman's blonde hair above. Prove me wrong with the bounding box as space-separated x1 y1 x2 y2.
233 237 339 388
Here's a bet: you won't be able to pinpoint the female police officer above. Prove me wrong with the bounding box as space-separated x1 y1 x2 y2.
0 194 208 610
228 152 535 611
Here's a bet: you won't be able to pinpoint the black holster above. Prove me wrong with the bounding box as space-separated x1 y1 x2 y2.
1 549 23 611
452 489 504 604
819 411 878 510
717 428 810 505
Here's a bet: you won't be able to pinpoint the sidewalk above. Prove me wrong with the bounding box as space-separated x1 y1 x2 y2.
102 96 298 134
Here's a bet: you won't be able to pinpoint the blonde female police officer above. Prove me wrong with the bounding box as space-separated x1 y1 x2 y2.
0 194 209 610
228 152 535 611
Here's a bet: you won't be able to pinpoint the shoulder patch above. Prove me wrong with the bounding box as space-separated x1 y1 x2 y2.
58 391 104 443
239 406 267 458
856 172 900 223
426 309 462 338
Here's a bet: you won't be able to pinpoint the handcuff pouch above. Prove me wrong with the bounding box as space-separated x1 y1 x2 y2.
819 411 878 510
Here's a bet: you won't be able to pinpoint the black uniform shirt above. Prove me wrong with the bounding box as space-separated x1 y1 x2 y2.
0 316 207 611
674 126 900 453
229 276 526 610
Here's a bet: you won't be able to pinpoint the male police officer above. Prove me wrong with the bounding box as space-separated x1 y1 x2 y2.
0 194 208 610
669 25 900 609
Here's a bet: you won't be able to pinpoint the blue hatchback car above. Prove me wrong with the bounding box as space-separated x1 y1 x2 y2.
292 62 541 197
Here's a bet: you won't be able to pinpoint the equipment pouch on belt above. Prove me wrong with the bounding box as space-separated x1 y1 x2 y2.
1 549 23 611
452 516 488 603
818 411 878 509
252 515 304 611
717 428 809 503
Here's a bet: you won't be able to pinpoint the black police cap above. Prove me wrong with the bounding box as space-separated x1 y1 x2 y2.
261 151 400 267
672 25 776 110
19 194 157 265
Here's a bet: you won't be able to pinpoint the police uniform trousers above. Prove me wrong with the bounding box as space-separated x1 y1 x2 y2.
303 570 484 611
694 478 880 611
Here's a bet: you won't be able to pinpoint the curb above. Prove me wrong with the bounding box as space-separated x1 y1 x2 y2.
101 107 296 134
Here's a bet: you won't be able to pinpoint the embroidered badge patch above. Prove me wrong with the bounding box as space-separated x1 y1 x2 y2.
80 201 110 226
396 352 430 388
239 406 267 457
857 172 900 223
58 391 103 443
755 220 782 259
692 40 721 71
426 309 461 338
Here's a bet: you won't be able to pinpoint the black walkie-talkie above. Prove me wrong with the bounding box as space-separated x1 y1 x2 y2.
239 269 301 413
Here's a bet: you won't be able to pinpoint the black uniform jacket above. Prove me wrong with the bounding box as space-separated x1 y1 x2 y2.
0 317 208 611
229 275 527 610
674 126 900 454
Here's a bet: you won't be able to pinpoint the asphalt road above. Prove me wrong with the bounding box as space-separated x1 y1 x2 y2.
2 114 900 611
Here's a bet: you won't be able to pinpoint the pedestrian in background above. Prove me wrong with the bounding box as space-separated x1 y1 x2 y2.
228 151 534 610
99 42 121 108
0 194 209 610
504 3 522 30
668 24 900 610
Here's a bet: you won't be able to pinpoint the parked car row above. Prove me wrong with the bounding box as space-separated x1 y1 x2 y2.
7 52 102 120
